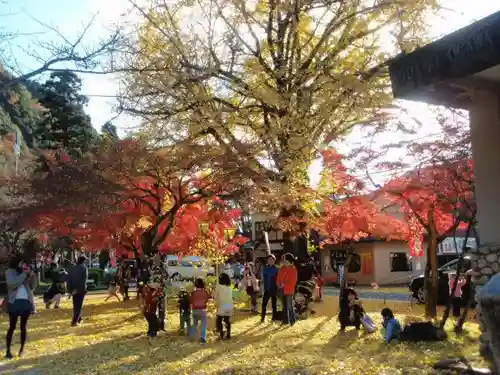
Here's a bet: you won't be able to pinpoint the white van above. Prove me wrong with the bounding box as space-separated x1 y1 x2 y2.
165 255 214 281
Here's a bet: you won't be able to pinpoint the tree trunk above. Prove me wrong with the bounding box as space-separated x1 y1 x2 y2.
140 230 156 256
98 250 110 269
425 211 439 318
282 232 295 256
338 253 352 305
424 257 432 314
425 241 439 318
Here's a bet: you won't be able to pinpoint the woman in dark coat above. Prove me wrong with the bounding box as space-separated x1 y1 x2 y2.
338 288 364 331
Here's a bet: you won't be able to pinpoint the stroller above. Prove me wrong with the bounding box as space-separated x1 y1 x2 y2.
294 279 317 317
293 259 318 317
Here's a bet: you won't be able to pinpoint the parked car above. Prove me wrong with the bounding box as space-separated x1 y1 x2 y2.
165 255 211 281
409 256 473 305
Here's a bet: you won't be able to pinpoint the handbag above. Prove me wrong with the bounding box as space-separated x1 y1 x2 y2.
1 297 8 313
254 279 260 292
360 314 377 333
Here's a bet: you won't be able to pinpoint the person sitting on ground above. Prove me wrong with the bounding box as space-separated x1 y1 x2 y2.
338 287 364 331
43 281 65 309
381 308 402 343
178 288 191 336
215 272 233 340
277 253 298 326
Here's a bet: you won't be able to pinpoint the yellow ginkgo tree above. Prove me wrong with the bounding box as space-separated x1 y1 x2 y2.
119 0 440 218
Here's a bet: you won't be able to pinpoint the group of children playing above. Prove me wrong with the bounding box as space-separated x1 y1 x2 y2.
140 273 233 342
138 268 404 343
139 253 302 342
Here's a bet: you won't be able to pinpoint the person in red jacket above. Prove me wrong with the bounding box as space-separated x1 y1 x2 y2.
277 253 298 326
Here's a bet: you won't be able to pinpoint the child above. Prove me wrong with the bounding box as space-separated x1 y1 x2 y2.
277 253 298 326
178 288 191 335
242 263 259 313
338 288 364 331
142 279 161 337
381 308 402 343
448 271 467 317
215 273 233 340
313 268 324 302
105 275 121 302
190 278 211 343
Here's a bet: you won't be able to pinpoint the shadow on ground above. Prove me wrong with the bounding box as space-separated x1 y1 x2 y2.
0 295 485 375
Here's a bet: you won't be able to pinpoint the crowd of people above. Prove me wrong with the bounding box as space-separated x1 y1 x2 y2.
5 250 468 359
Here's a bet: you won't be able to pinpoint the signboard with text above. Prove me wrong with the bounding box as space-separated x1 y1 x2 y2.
438 237 477 254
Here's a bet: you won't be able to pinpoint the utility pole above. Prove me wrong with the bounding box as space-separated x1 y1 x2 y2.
14 130 20 175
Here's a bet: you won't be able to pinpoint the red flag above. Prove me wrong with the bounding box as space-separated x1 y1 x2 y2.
408 229 424 257
110 250 117 267
406 214 424 257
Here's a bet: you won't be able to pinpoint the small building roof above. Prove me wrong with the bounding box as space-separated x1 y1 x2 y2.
388 11 500 108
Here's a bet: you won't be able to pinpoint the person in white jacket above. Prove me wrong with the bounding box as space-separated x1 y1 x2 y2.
215 273 233 339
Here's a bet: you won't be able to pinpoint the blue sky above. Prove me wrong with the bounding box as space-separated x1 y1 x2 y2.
2 0 499 132
1 0 133 132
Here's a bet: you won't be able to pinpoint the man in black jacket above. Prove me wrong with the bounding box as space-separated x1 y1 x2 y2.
67 256 88 326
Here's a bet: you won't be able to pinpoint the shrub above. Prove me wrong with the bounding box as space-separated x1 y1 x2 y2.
88 268 104 284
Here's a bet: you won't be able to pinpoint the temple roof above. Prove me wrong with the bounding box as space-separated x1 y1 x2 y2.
388 11 500 108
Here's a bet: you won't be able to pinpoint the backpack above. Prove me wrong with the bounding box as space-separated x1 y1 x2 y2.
399 322 447 342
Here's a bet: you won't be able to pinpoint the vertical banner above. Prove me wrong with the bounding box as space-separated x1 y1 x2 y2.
408 234 424 257
264 231 271 255
407 215 424 257
338 264 345 287
110 249 117 267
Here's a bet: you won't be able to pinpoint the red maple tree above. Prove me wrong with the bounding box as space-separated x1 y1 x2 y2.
318 195 408 244
317 149 407 242
349 109 475 317
13 139 247 258
380 161 475 316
